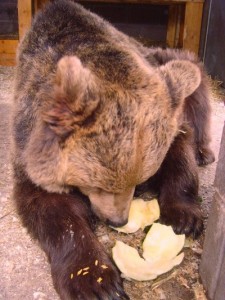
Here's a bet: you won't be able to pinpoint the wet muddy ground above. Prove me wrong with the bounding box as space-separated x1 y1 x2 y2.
0 66 224 300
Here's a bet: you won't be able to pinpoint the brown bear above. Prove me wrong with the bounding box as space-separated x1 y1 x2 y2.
11 0 214 299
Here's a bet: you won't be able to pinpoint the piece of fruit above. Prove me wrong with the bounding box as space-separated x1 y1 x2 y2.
112 223 185 281
112 199 160 233
112 240 158 281
143 223 185 263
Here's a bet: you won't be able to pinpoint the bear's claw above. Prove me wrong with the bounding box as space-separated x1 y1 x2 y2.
51 242 129 300
159 202 204 239
196 147 215 166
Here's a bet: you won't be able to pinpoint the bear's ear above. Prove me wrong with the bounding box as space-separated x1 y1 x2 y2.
159 60 201 108
42 56 99 137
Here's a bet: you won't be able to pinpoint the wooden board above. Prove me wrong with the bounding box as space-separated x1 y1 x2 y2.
0 40 18 54
200 124 225 300
167 5 180 48
18 0 32 39
0 40 18 65
0 53 16 66
182 2 204 54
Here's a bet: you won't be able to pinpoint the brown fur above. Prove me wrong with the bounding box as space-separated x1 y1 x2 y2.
144 47 215 165
136 124 203 238
134 48 215 238
11 1 214 298
13 167 127 299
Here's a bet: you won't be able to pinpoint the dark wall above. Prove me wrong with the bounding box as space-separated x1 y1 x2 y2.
0 0 18 39
0 0 168 47
79 2 168 47
202 0 225 87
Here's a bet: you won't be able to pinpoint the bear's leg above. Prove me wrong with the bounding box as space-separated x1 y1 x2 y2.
136 126 203 238
13 176 128 300
156 127 203 238
184 77 215 166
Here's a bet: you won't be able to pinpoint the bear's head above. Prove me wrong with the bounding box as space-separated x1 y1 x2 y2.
24 55 201 227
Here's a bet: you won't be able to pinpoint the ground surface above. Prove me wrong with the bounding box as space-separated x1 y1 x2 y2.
0 66 224 300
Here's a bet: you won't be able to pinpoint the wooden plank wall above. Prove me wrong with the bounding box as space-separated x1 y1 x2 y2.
18 0 32 39
0 40 18 66
0 0 205 66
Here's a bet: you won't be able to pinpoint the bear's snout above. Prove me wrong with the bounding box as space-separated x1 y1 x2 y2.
106 218 129 228
88 188 134 225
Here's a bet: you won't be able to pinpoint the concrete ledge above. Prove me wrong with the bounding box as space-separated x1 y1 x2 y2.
200 122 225 300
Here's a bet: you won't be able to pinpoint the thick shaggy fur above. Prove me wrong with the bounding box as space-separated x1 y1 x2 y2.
12 1 214 298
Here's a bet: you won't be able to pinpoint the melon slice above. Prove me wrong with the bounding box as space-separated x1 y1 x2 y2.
112 199 160 233
112 240 158 281
112 223 185 281
143 223 185 263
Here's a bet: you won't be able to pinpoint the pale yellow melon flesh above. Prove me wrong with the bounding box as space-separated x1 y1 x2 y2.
112 241 158 281
143 223 185 263
112 199 160 233
112 223 185 281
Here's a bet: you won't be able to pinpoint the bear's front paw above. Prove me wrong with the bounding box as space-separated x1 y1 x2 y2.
159 202 203 239
196 147 215 166
52 249 129 300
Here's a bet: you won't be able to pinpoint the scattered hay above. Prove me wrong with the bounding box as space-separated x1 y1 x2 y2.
209 77 225 101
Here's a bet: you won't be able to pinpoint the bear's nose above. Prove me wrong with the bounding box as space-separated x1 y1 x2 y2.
106 218 128 228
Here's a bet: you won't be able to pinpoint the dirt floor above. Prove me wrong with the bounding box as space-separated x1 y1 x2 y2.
0 66 224 300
